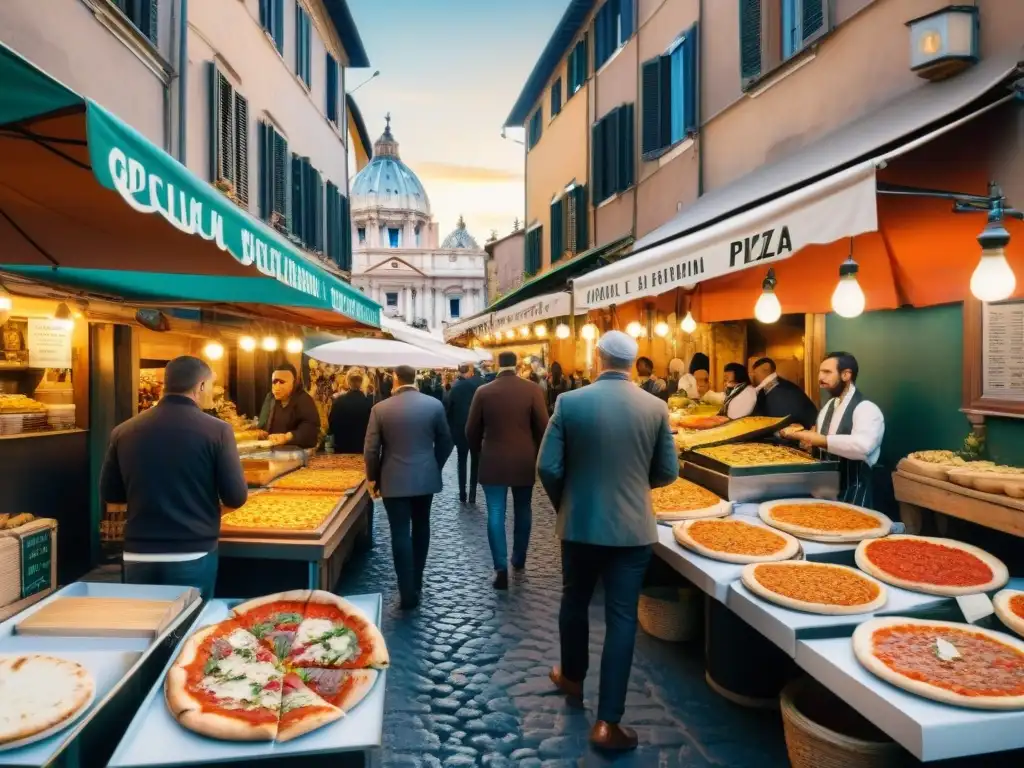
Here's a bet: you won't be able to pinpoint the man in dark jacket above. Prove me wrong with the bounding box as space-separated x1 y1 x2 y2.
364 365 454 609
445 364 484 504
100 356 248 599
258 362 320 449
328 369 372 454
466 352 549 590
751 357 819 429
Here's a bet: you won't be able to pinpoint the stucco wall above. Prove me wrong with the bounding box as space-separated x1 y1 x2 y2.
0 0 171 148
186 0 349 214
488 231 526 300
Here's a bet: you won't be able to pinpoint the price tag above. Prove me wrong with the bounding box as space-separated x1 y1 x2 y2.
20 529 52 599
956 593 994 624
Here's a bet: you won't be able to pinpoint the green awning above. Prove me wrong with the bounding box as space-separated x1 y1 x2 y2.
486 235 633 312
0 42 379 329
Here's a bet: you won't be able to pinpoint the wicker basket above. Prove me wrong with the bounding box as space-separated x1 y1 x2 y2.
781 677 907 768
637 586 697 642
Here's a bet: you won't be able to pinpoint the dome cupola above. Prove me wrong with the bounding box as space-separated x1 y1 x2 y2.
351 113 431 217
441 215 480 250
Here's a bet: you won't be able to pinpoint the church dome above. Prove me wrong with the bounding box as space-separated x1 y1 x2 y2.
441 216 480 250
351 115 431 217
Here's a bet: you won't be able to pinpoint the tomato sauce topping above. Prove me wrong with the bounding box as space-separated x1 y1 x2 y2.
753 564 880 606
873 625 1024 698
865 539 992 587
1010 595 1024 619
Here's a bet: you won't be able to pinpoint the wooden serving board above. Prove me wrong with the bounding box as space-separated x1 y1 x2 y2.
14 593 194 638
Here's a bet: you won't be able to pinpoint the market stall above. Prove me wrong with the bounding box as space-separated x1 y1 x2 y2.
0 581 201 768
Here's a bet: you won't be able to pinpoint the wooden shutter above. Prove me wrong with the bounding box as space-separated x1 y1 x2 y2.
273 0 285 53
574 185 588 253
640 59 661 154
550 78 561 116
291 155 304 240
272 132 288 221
259 0 269 28
683 27 699 134
326 54 338 123
740 0 762 82
257 122 269 218
618 103 634 190
801 0 826 44
620 0 634 42
604 110 619 196
207 62 221 182
578 35 589 83
340 194 352 270
314 169 324 252
591 119 604 202
594 3 610 70
234 93 249 206
550 198 564 264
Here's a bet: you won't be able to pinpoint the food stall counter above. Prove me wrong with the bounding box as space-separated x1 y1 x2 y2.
0 582 202 768
108 593 385 767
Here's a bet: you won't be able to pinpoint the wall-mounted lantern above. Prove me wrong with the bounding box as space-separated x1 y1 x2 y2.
906 5 978 81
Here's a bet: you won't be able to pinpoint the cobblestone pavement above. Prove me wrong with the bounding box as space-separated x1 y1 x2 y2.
336 457 790 768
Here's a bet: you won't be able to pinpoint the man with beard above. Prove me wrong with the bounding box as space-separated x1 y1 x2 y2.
779 352 884 507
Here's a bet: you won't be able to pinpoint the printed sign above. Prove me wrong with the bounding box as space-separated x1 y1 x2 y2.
20 529 52 599
27 319 73 369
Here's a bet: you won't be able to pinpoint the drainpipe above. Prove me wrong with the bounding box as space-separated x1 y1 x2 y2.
696 0 705 197
177 0 189 163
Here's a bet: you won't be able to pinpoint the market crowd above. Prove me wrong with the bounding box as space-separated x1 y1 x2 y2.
99 334 883 753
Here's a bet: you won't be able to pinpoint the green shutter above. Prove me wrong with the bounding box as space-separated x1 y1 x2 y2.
618 104 634 190
740 0 762 82
273 132 288 220
257 122 269 218
259 0 269 28
340 194 352 270
550 198 564 263
291 155 303 239
273 0 284 53
640 59 661 154
147 0 159 43
207 62 221 182
802 0 825 43
577 185 589 251
234 93 249 207
683 27 699 133
605 110 619 196
620 0 634 41
591 119 603 202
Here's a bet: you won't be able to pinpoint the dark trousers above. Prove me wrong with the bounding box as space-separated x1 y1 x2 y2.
559 541 652 723
455 441 479 501
383 495 433 602
123 550 219 601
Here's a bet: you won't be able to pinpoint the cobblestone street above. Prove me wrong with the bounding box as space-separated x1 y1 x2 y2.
336 457 790 767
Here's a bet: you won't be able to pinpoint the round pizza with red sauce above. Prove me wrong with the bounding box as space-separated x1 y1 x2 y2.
993 589 1024 639
853 617 1024 710
854 535 1008 596
164 590 387 742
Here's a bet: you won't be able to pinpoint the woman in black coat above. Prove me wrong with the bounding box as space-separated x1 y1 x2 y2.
328 370 373 454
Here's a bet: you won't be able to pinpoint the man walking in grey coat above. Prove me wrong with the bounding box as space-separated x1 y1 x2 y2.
364 365 454 610
538 331 678 752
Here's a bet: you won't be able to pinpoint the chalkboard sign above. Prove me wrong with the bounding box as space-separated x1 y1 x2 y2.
20 529 52 599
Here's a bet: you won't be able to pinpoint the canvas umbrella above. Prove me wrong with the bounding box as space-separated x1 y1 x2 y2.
305 338 463 369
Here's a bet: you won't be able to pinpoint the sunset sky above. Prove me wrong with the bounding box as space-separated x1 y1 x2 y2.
345 0 567 245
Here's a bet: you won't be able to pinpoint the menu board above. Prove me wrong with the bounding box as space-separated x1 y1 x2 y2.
20 528 52 598
982 300 1024 401
27 319 73 369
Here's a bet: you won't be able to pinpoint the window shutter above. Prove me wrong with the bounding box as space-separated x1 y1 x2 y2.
618 104 634 190
340 194 352 270
575 185 588 252
550 198 564 263
291 155 304 240
620 0 634 42
234 93 249 206
591 120 604 202
594 5 609 70
801 0 826 43
273 0 285 53
273 132 288 220
604 110 619 196
551 78 562 116
258 122 269 218
739 0 762 82
315 170 324 252
640 59 661 154
259 0 269 28
579 35 589 83
144 0 158 43
683 28 699 134
207 62 221 182
326 54 338 123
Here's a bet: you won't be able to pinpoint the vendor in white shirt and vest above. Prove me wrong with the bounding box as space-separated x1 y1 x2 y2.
779 352 884 507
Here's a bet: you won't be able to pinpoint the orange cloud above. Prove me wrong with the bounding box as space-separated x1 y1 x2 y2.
413 162 523 183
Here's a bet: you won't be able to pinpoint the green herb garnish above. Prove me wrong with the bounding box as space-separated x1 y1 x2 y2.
250 621 274 639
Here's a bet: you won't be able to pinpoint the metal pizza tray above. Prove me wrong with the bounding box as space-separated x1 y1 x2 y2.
683 445 837 477
218 489 347 540
681 460 840 503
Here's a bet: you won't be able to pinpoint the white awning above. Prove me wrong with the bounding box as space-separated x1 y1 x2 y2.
573 50 1022 310
306 338 461 368
380 316 480 364
443 290 584 341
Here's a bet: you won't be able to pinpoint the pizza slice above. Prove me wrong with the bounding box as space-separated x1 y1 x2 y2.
230 591 312 658
295 668 379 711
286 591 389 670
277 672 343 742
165 621 283 741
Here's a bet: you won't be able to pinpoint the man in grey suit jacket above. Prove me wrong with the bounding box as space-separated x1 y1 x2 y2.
364 365 454 610
538 331 678 752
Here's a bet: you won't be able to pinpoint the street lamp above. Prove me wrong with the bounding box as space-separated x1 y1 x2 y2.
348 70 380 94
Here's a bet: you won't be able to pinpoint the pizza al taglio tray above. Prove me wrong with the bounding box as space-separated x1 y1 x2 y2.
674 415 795 451
219 490 347 540
682 445 837 477
758 498 893 543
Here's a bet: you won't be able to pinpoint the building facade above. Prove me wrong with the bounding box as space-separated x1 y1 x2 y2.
485 228 527 304
349 119 487 334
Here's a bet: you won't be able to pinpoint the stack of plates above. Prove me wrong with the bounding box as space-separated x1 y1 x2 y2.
0 537 21 607
0 413 23 435
22 412 48 433
46 404 76 431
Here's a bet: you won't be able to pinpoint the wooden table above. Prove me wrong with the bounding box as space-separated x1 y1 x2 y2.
892 469 1024 538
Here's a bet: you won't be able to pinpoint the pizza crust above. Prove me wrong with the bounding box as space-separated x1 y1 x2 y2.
852 617 1024 710
740 562 888 615
336 669 379 712
0 655 95 746
655 500 732 522
177 709 277 741
164 623 221 718
758 498 892 542
230 591 313 618
855 535 1009 596
306 591 390 668
672 519 800 564
993 590 1024 639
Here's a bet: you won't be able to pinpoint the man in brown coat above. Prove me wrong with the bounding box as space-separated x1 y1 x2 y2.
466 351 549 590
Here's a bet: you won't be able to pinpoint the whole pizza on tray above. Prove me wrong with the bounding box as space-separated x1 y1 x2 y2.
855 535 1009 596
741 561 888 615
165 590 387 743
993 589 1024 639
651 478 728 521
672 518 800 564
852 617 1024 710
758 498 892 542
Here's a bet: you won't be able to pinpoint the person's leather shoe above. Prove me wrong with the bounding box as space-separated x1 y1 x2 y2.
549 666 583 699
589 722 638 751
492 570 508 590
468 494 476 505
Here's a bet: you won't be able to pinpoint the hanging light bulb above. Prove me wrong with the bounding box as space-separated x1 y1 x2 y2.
654 320 669 337
0 285 12 323
261 336 279 352
680 311 697 334
754 269 782 324
555 323 571 339
518 326 530 338
625 321 644 338
285 337 303 354
831 257 866 318
239 335 256 352
534 323 547 338
971 217 1016 302
580 323 598 340
203 341 225 360
53 302 74 330
505 329 516 340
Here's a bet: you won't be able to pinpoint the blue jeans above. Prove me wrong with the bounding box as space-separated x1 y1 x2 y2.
482 485 533 571
559 541 652 723
123 550 219 601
